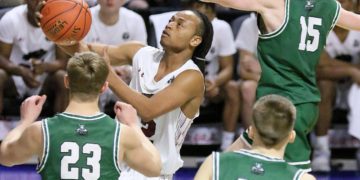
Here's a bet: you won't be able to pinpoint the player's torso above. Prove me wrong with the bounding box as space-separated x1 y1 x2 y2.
326 30 360 64
129 46 199 174
38 113 121 180
257 0 340 104
215 150 303 180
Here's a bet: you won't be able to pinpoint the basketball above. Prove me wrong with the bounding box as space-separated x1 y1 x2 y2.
40 0 92 45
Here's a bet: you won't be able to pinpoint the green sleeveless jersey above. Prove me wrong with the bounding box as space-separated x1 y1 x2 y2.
257 0 340 104
37 113 121 180
213 150 305 180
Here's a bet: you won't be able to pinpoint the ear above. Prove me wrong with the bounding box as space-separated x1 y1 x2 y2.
100 81 109 93
248 126 255 140
190 35 202 48
63 74 70 89
288 130 296 144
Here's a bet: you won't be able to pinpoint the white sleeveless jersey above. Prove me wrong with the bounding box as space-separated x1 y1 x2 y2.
130 46 200 175
205 18 236 80
325 30 360 64
84 5 147 45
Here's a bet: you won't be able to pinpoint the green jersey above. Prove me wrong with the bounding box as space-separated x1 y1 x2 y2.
37 113 121 180
257 0 340 104
213 150 305 180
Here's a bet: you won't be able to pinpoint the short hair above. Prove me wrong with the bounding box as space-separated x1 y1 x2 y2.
190 9 213 75
67 52 109 101
252 95 296 147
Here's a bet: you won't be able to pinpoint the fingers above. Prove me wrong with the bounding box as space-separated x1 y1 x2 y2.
35 1 46 26
36 95 47 107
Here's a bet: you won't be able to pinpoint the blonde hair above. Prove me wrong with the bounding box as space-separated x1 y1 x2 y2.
67 52 109 101
252 95 296 147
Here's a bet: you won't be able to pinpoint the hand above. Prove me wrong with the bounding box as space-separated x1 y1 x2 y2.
20 66 41 88
35 1 46 27
205 86 220 98
114 66 132 84
114 101 138 127
20 95 47 124
31 58 45 75
205 79 217 92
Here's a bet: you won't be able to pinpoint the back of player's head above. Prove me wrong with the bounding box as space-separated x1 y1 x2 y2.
67 52 109 100
190 9 213 74
252 95 296 148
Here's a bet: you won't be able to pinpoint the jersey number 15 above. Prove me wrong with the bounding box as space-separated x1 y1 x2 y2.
298 16 322 52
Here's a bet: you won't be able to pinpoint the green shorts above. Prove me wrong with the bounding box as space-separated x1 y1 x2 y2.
241 102 319 171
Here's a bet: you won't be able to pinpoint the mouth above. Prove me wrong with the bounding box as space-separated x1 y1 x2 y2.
162 30 170 37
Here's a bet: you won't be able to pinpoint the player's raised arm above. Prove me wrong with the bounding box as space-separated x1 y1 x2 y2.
336 7 360 31
0 95 46 166
194 154 213 180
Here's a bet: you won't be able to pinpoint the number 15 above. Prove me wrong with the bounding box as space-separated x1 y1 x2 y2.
298 16 322 52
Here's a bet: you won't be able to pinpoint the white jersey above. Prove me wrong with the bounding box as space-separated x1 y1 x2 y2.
0 5 55 97
84 5 147 45
325 30 360 64
235 13 258 54
126 46 200 177
205 18 236 80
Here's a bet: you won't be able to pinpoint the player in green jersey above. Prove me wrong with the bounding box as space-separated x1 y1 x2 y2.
195 95 315 180
0 52 161 179
202 0 360 170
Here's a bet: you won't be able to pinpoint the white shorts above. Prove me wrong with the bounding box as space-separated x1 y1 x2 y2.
12 73 47 98
347 83 360 140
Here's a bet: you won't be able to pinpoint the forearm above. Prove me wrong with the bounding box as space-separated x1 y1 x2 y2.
108 72 155 121
317 59 355 80
43 60 66 73
0 57 22 75
214 68 232 87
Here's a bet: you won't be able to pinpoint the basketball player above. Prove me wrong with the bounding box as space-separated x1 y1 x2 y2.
195 95 315 180
0 0 68 115
202 0 360 170
0 52 161 178
50 10 213 179
312 0 360 171
84 0 148 111
188 0 239 151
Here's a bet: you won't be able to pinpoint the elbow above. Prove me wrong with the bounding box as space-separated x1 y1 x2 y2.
145 162 162 177
138 109 158 122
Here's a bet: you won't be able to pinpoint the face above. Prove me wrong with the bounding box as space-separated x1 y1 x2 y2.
98 0 124 14
338 0 354 11
160 11 202 52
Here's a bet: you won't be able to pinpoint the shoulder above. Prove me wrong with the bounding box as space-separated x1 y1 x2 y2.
174 69 204 93
299 173 316 180
0 5 25 25
212 18 232 31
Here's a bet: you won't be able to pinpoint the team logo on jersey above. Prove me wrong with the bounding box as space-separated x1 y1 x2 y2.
76 124 88 136
251 163 264 175
305 0 315 10
122 32 130 40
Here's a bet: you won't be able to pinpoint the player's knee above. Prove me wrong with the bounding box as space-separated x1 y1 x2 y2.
224 81 240 101
241 80 257 102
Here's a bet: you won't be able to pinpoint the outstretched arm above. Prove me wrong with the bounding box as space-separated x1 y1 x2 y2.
336 8 360 31
115 102 161 177
108 68 205 121
200 0 262 12
0 95 46 166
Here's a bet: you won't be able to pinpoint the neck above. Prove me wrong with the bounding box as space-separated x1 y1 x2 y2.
250 142 286 159
99 9 119 26
27 12 38 28
161 51 192 71
64 98 101 116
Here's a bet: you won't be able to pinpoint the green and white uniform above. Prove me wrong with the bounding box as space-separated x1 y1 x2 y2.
242 0 341 170
37 113 121 180
213 150 306 180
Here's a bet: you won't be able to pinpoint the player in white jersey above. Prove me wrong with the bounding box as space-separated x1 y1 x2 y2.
189 0 238 151
84 0 148 111
0 0 68 115
48 9 214 179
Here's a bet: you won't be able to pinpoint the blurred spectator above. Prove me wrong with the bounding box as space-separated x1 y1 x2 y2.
85 0 97 7
189 0 238 151
312 0 360 171
0 0 68 116
126 0 149 10
0 0 23 8
84 0 147 111
234 13 261 130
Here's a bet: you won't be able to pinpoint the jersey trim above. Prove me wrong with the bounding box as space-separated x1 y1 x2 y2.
212 152 219 180
113 121 121 175
59 112 106 121
288 160 311 165
293 169 306 180
37 119 50 173
175 112 193 151
259 0 290 39
235 149 286 162
330 1 341 30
